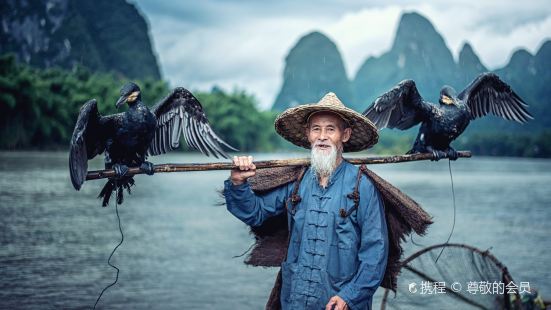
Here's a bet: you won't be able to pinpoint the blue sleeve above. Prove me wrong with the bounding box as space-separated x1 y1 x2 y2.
337 176 389 309
223 179 291 227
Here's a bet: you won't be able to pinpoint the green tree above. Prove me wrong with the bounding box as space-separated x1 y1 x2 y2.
196 87 283 152
0 54 168 149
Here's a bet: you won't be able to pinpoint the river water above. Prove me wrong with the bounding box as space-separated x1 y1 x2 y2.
0 151 549 309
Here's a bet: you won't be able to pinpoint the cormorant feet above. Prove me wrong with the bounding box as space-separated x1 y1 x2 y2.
113 164 129 178
430 150 447 161
140 161 155 175
446 148 459 161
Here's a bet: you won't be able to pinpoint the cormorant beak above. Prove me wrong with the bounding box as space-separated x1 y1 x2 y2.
116 91 139 109
441 95 454 105
115 95 127 109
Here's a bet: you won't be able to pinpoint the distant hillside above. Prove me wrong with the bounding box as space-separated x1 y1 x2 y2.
0 0 161 79
354 12 459 106
492 41 551 132
272 31 353 112
457 42 487 86
353 12 550 134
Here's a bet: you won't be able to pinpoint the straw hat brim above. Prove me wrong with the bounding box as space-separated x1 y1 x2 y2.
274 100 379 152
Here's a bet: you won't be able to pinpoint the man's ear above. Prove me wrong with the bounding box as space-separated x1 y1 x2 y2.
304 126 312 144
342 127 352 143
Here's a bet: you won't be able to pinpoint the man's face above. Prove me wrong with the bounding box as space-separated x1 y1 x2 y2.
306 112 352 178
306 112 351 153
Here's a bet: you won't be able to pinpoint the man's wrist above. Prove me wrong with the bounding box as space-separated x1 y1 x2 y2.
337 292 354 310
227 177 248 187
230 178 245 186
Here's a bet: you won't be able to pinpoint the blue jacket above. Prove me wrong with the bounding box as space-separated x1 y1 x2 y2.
224 160 388 309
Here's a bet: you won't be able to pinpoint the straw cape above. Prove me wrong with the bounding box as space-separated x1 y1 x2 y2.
274 92 379 152
242 166 433 309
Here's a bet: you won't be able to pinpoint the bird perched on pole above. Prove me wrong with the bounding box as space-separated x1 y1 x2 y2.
363 73 533 160
69 82 237 206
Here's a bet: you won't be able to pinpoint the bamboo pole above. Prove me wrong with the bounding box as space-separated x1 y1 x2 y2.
85 151 471 181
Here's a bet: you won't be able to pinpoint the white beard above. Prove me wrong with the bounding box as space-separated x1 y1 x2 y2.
310 144 338 178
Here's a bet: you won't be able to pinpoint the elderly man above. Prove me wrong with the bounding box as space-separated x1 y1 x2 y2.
224 93 388 310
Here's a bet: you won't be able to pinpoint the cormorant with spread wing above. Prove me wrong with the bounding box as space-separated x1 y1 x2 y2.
69 82 236 206
363 73 533 160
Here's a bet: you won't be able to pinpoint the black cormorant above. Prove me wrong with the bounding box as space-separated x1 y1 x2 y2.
363 73 533 160
69 82 236 205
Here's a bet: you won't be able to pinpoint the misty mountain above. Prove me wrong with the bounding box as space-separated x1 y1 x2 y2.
353 12 550 134
274 11 550 135
354 12 459 107
490 41 551 131
457 42 488 86
272 31 353 112
0 0 161 79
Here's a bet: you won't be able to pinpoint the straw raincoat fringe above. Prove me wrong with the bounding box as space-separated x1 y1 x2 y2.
240 165 433 309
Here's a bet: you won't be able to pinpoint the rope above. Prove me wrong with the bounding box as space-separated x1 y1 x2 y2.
232 242 256 259
435 159 457 263
410 234 425 247
93 194 124 309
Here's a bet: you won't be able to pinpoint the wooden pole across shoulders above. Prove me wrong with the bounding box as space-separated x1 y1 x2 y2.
85 151 471 181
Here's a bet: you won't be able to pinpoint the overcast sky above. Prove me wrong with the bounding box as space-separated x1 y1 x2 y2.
131 0 551 109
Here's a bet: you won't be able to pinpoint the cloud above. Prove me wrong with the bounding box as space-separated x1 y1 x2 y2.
322 6 404 79
147 14 322 108
465 14 551 68
396 1 551 67
132 1 551 109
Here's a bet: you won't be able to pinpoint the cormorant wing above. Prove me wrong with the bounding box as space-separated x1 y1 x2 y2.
69 99 109 190
148 87 237 158
363 79 430 130
458 72 533 123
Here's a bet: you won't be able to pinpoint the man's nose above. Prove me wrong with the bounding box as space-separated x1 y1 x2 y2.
318 129 328 140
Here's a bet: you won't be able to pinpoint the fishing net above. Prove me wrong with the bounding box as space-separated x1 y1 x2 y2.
380 243 521 310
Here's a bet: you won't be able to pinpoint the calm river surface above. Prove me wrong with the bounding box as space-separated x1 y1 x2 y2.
1 151 549 309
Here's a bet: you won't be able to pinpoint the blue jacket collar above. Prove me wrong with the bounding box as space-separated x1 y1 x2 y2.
308 158 347 188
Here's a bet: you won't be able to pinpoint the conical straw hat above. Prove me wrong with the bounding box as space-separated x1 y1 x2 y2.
274 92 378 152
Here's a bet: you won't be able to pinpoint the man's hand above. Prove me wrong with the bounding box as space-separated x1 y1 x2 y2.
326 295 348 310
230 155 256 186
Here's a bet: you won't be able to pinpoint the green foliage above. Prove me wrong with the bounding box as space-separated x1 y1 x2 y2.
455 131 551 158
196 87 284 152
364 128 551 158
0 54 168 149
0 54 283 152
369 130 414 155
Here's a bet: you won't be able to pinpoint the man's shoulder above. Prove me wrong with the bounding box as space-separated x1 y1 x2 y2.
342 161 376 190
342 160 358 173
360 172 377 192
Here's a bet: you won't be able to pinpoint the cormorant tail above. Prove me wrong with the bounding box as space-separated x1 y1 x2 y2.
116 185 123 205
98 177 135 207
99 180 115 207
